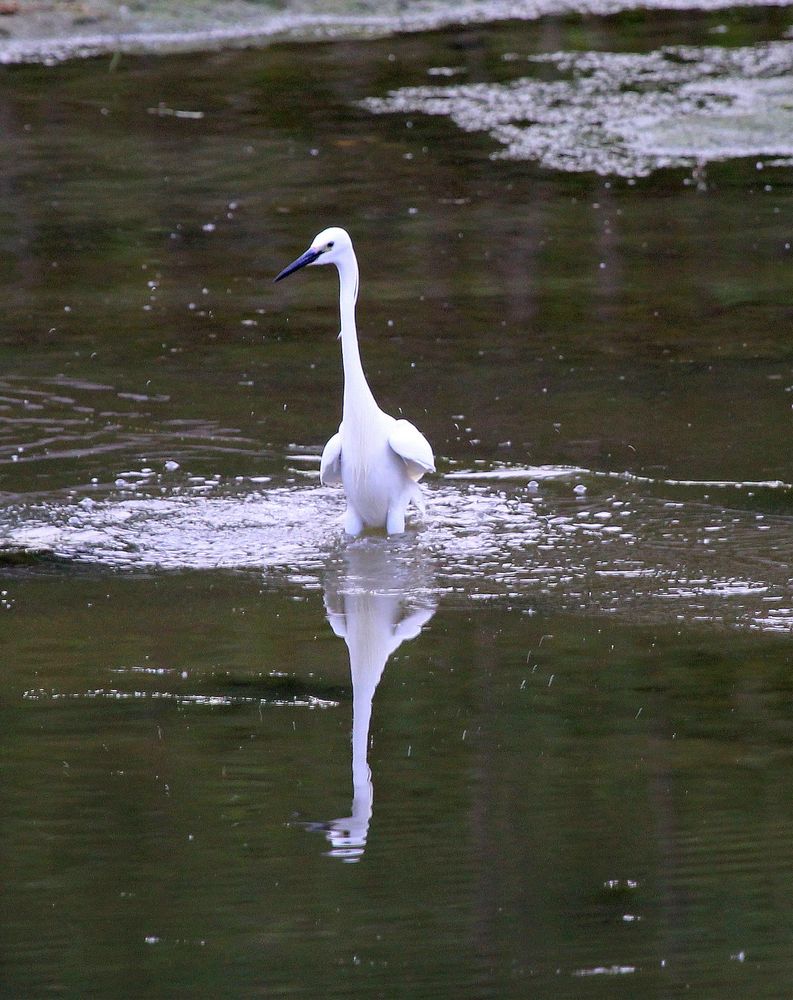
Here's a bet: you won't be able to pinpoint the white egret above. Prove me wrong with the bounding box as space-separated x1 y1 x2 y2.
275 227 435 536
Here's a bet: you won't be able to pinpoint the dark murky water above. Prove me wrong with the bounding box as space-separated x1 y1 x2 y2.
2 7 793 997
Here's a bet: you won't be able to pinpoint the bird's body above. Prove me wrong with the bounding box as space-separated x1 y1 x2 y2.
275 227 434 535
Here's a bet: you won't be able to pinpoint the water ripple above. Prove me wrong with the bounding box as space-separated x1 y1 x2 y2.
3 470 792 634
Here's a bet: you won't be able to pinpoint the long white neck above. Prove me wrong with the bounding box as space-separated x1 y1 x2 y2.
346 594 391 831
336 250 378 420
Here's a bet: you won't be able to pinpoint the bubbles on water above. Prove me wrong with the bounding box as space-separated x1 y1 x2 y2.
361 41 793 176
2 465 793 633
604 879 639 890
23 685 338 710
427 66 466 77
573 965 637 977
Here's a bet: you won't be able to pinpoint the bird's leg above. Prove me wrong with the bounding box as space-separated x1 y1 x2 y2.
386 505 406 535
344 504 365 537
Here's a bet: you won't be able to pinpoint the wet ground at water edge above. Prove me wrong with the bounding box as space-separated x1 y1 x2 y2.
1 4 793 997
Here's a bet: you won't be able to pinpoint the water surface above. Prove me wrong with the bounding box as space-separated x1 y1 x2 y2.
2 7 793 998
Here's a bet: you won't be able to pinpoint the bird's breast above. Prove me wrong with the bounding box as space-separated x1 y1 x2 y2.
340 420 406 526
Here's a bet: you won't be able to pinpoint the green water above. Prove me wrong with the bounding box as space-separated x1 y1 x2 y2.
2 8 793 998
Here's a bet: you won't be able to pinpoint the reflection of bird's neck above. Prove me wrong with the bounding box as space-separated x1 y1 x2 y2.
337 252 377 427
346 593 396 797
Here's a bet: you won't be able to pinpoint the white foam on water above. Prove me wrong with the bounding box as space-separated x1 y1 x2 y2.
3 472 792 634
445 465 793 491
1 0 791 64
362 41 793 176
22 686 338 709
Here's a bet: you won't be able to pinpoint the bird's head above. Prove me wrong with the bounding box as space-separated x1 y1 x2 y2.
274 227 352 282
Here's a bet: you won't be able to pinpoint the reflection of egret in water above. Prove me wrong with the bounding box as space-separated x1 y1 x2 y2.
306 541 436 862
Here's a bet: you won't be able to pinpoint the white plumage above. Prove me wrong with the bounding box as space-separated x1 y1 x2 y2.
275 227 434 535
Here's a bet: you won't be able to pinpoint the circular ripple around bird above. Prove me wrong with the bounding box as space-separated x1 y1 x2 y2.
2 469 792 635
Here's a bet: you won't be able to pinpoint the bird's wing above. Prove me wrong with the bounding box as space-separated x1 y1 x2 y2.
393 605 436 641
320 431 343 487
388 419 435 480
323 590 347 637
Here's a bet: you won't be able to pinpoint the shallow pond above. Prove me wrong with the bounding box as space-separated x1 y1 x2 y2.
1 6 793 997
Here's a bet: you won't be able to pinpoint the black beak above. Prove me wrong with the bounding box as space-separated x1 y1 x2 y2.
274 246 322 283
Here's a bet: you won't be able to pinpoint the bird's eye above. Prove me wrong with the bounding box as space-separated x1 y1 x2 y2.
327 241 335 249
